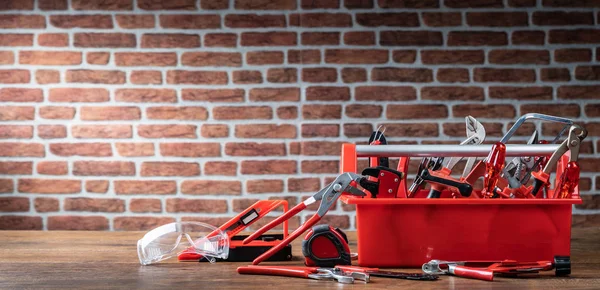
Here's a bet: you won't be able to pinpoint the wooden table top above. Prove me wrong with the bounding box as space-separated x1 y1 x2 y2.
1 228 600 289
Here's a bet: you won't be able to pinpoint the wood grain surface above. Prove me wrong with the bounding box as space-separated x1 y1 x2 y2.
1 228 600 289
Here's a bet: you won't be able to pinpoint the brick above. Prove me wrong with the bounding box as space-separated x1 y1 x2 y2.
66 69 125 84
204 33 237 47
50 15 112 28
489 50 550 65
301 32 339 46
466 12 527 27
0 51 13 64
344 104 381 118
0 179 14 193
167 70 228 84
445 0 503 7
159 14 220 29
521 104 580 117
247 179 284 193
138 0 195 9
130 199 161 213
74 33 136 48
474 68 535 83
201 124 229 138
576 66 600 81
141 33 199 48
542 68 571 82
20 51 81 66
138 124 197 138
288 178 320 192
235 0 296 9
558 85 600 99
421 50 484 64
0 88 42 102
18 178 80 193
512 31 545 45
300 141 345 156
343 31 375 46
38 125 66 139
74 161 134 176
0 34 33 46
147 106 208 120
131 70 162 84
233 71 262 85
48 216 108 230
115 15 154 29
379 0 438 7
0 0 33 9
392 50 417 63
301 68 336 83
372 68 433 82
489 87 553 100
345 0 373 8
181 180 241 195
448 31 507 46
203 162 236 177
288 50 321 64
35 70 59 84
550 29 600 44
302 104 342 119
301 124 340 137
181 89 243 103
437 68 469 83
226 14 285 28
380 123 438 137
342 68 367 83
114 217 175 231
387 105 448 119
80 106 140 121
241 160 297 174
586 104 600 117
356 86 416 101
453 104 516 119
39 0 67 10
0 216 41 230
0 106 34 120
250 88 299 102
301 0 339 8
543 0 600 7
555 49 591 63
167 198 227 213
34 198 59 212
0 125 32 139
301 160 338 173
142 162 200 177
357 13 418 27
116 143 154 157
277 106 298 119
38 33 68 47
0 15 45 29
533 12 594 26
422 12 461 27
290 13 351 27
235 124 296 138
181 52 241 67
87 52 110 65
72 125 132 138
213 106 272 120
72 0 132 10
306 86 350 101
115 52 177 66
0 161 32 174
325 49 388 64
50 143 112 157
160 143 220 157
380 31 443 46
241 32 296 46
225 142 285 156
0 69 29 83
509 0 535 6
115 89 176 103
246 51 284 66
49 88 109 103
265 68 296 83
115 180 176 195
64 198 124 213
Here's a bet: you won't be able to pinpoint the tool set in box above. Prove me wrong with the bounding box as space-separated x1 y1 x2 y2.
137 113 587 284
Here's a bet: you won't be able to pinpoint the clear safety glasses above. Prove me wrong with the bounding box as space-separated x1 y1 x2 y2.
137 222 229 265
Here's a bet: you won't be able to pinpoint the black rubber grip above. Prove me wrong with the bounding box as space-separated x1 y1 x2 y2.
531 178 543 197
427 189 442 198
420 169 472 197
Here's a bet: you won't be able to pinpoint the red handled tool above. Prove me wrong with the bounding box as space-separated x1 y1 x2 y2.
237 265 369 284
336 265 438 281
368 127 388 168
359 166 404 198
482 142 506 198
302 225 351 267
242 172 370 265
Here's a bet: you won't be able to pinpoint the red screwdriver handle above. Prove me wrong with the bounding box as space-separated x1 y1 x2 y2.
449 265 494 281
483 142 506 198
553 161 580 199
243 203 307 245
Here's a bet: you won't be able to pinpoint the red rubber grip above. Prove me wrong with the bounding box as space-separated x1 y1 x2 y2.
242 203 307 245
451 265 494 281
237 266 310 279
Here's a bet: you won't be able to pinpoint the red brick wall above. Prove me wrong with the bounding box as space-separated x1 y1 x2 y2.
0 0 599 231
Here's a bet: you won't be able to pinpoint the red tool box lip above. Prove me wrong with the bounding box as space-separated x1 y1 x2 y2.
340 195 583 205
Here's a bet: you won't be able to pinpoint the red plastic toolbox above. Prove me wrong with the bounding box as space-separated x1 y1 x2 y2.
340 143 582 268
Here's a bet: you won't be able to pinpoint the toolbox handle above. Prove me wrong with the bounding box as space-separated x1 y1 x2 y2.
355 144 560 158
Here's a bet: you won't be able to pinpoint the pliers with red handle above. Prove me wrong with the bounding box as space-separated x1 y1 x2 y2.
242 172 370 265
237 265 369 284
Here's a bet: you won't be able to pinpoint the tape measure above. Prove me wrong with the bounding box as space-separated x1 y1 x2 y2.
301 224 352 267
